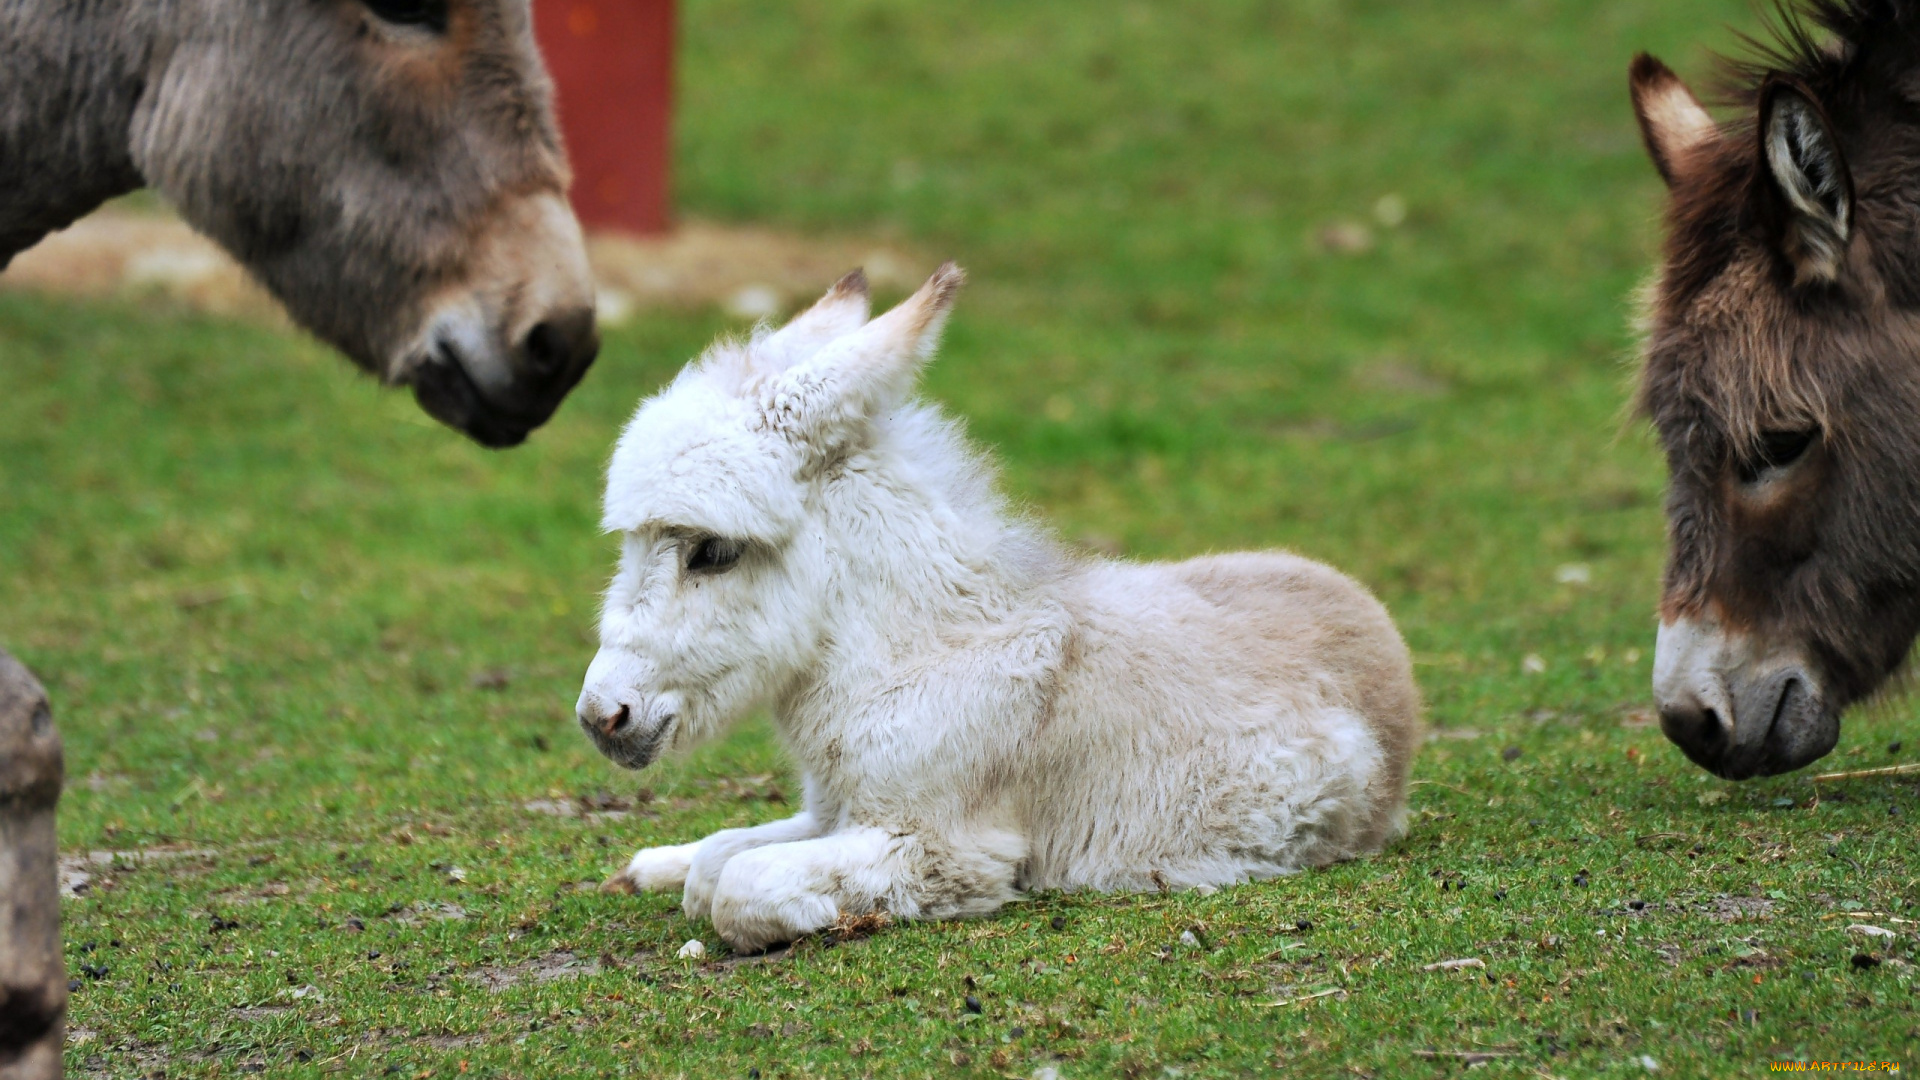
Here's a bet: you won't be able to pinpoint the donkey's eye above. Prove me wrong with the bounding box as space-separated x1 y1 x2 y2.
686 537 743 574
1739 428 1818 483
363 0 449 31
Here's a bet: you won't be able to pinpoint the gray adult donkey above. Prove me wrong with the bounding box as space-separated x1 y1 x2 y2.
1 2 603 1074
1 0 601 448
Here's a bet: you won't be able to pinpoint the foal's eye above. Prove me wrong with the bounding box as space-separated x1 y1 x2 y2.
363 0 449 32
686 537 743 574
1739 428 1818 483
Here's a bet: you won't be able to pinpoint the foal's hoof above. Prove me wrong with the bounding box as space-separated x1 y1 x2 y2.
599 871 638 895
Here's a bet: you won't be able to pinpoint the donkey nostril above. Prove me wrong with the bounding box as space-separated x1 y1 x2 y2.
602 704 631 737
1660 700 1727 763
1698 708 1726 747
524 321 564 375
1775 678 1805 723
521 308 599 381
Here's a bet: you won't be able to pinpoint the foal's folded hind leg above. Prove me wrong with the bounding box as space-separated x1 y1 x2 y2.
707 826 1025 952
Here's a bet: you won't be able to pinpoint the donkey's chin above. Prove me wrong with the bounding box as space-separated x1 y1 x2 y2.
583 714 676 771
406 340 589 448
1753 685 1840 778
403 306 600 448
1702 679 1840 780
410 343 538 448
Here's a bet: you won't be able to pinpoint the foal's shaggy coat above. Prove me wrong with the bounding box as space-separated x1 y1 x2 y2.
577 267 1421 950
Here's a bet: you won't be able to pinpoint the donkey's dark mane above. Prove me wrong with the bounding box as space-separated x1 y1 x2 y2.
1644 0 1920 437
1713 0 1904 106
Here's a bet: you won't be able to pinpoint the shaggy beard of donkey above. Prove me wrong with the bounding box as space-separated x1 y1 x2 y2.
575 265 1422 952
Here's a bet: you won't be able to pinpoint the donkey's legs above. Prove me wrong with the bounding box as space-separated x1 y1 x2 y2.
600 841 701 895
600 810 824 914
0 649 64 1080
707 826 1025 952
680 811 824 920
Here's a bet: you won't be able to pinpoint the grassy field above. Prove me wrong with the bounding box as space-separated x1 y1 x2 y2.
3 0 1917 1075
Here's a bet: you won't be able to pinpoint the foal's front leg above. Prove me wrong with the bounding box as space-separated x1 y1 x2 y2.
602 811 825 919
604 775 833 908
707 827 1025 952
679 810 825 919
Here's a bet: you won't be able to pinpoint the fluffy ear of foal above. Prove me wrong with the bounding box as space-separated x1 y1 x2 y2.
1630 53 1719 188
1762 79 1854 286
759 269 873 371
761 262 966 450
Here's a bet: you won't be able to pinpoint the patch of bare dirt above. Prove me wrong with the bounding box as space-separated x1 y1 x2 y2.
420 1033 486 1050
74 1037 219 1077
386 901 467 927
1704 896 1776 922
59 846 220 899
213 881 293 906
3 206 930 327
5 211 283 319
707 944 795 972
523 790 645 822
466 950 601 991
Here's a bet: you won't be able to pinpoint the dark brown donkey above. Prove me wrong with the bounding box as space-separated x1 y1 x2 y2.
1632 0 1920 779
1 2 601 1073
1 0 601 448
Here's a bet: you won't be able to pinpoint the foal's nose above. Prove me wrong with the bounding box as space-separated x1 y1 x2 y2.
520 306 600 385
581 702 632 739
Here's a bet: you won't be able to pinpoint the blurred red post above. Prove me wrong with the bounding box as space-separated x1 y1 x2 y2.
534 0 675 235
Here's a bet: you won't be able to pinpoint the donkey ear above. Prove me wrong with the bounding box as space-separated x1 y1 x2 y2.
1631 54 1718 187
762 263 965 449
758 269 872 369
1761 78 1853 285
830 260 965 388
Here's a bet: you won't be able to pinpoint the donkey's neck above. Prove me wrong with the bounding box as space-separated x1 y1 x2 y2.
0 0 167 265
763 409 1071 764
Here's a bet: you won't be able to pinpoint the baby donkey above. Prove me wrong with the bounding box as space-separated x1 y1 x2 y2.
577 266 1421 951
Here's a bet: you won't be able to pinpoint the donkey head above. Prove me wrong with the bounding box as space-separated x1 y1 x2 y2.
1632 25 1920 778
131 0 598 447
576 265 965 767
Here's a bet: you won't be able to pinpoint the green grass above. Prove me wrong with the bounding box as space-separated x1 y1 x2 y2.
3 0 1916 1075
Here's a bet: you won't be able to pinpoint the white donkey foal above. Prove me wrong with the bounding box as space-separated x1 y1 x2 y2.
577 265 1422 951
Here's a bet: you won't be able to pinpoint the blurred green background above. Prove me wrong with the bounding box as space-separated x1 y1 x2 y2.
1 0 1913 1075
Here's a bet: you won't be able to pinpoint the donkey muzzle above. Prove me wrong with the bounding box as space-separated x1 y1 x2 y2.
1653 616 1837 779
411 307 600 448
575 660 680 770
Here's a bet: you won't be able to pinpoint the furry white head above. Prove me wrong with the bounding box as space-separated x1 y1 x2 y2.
576 264 971 767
